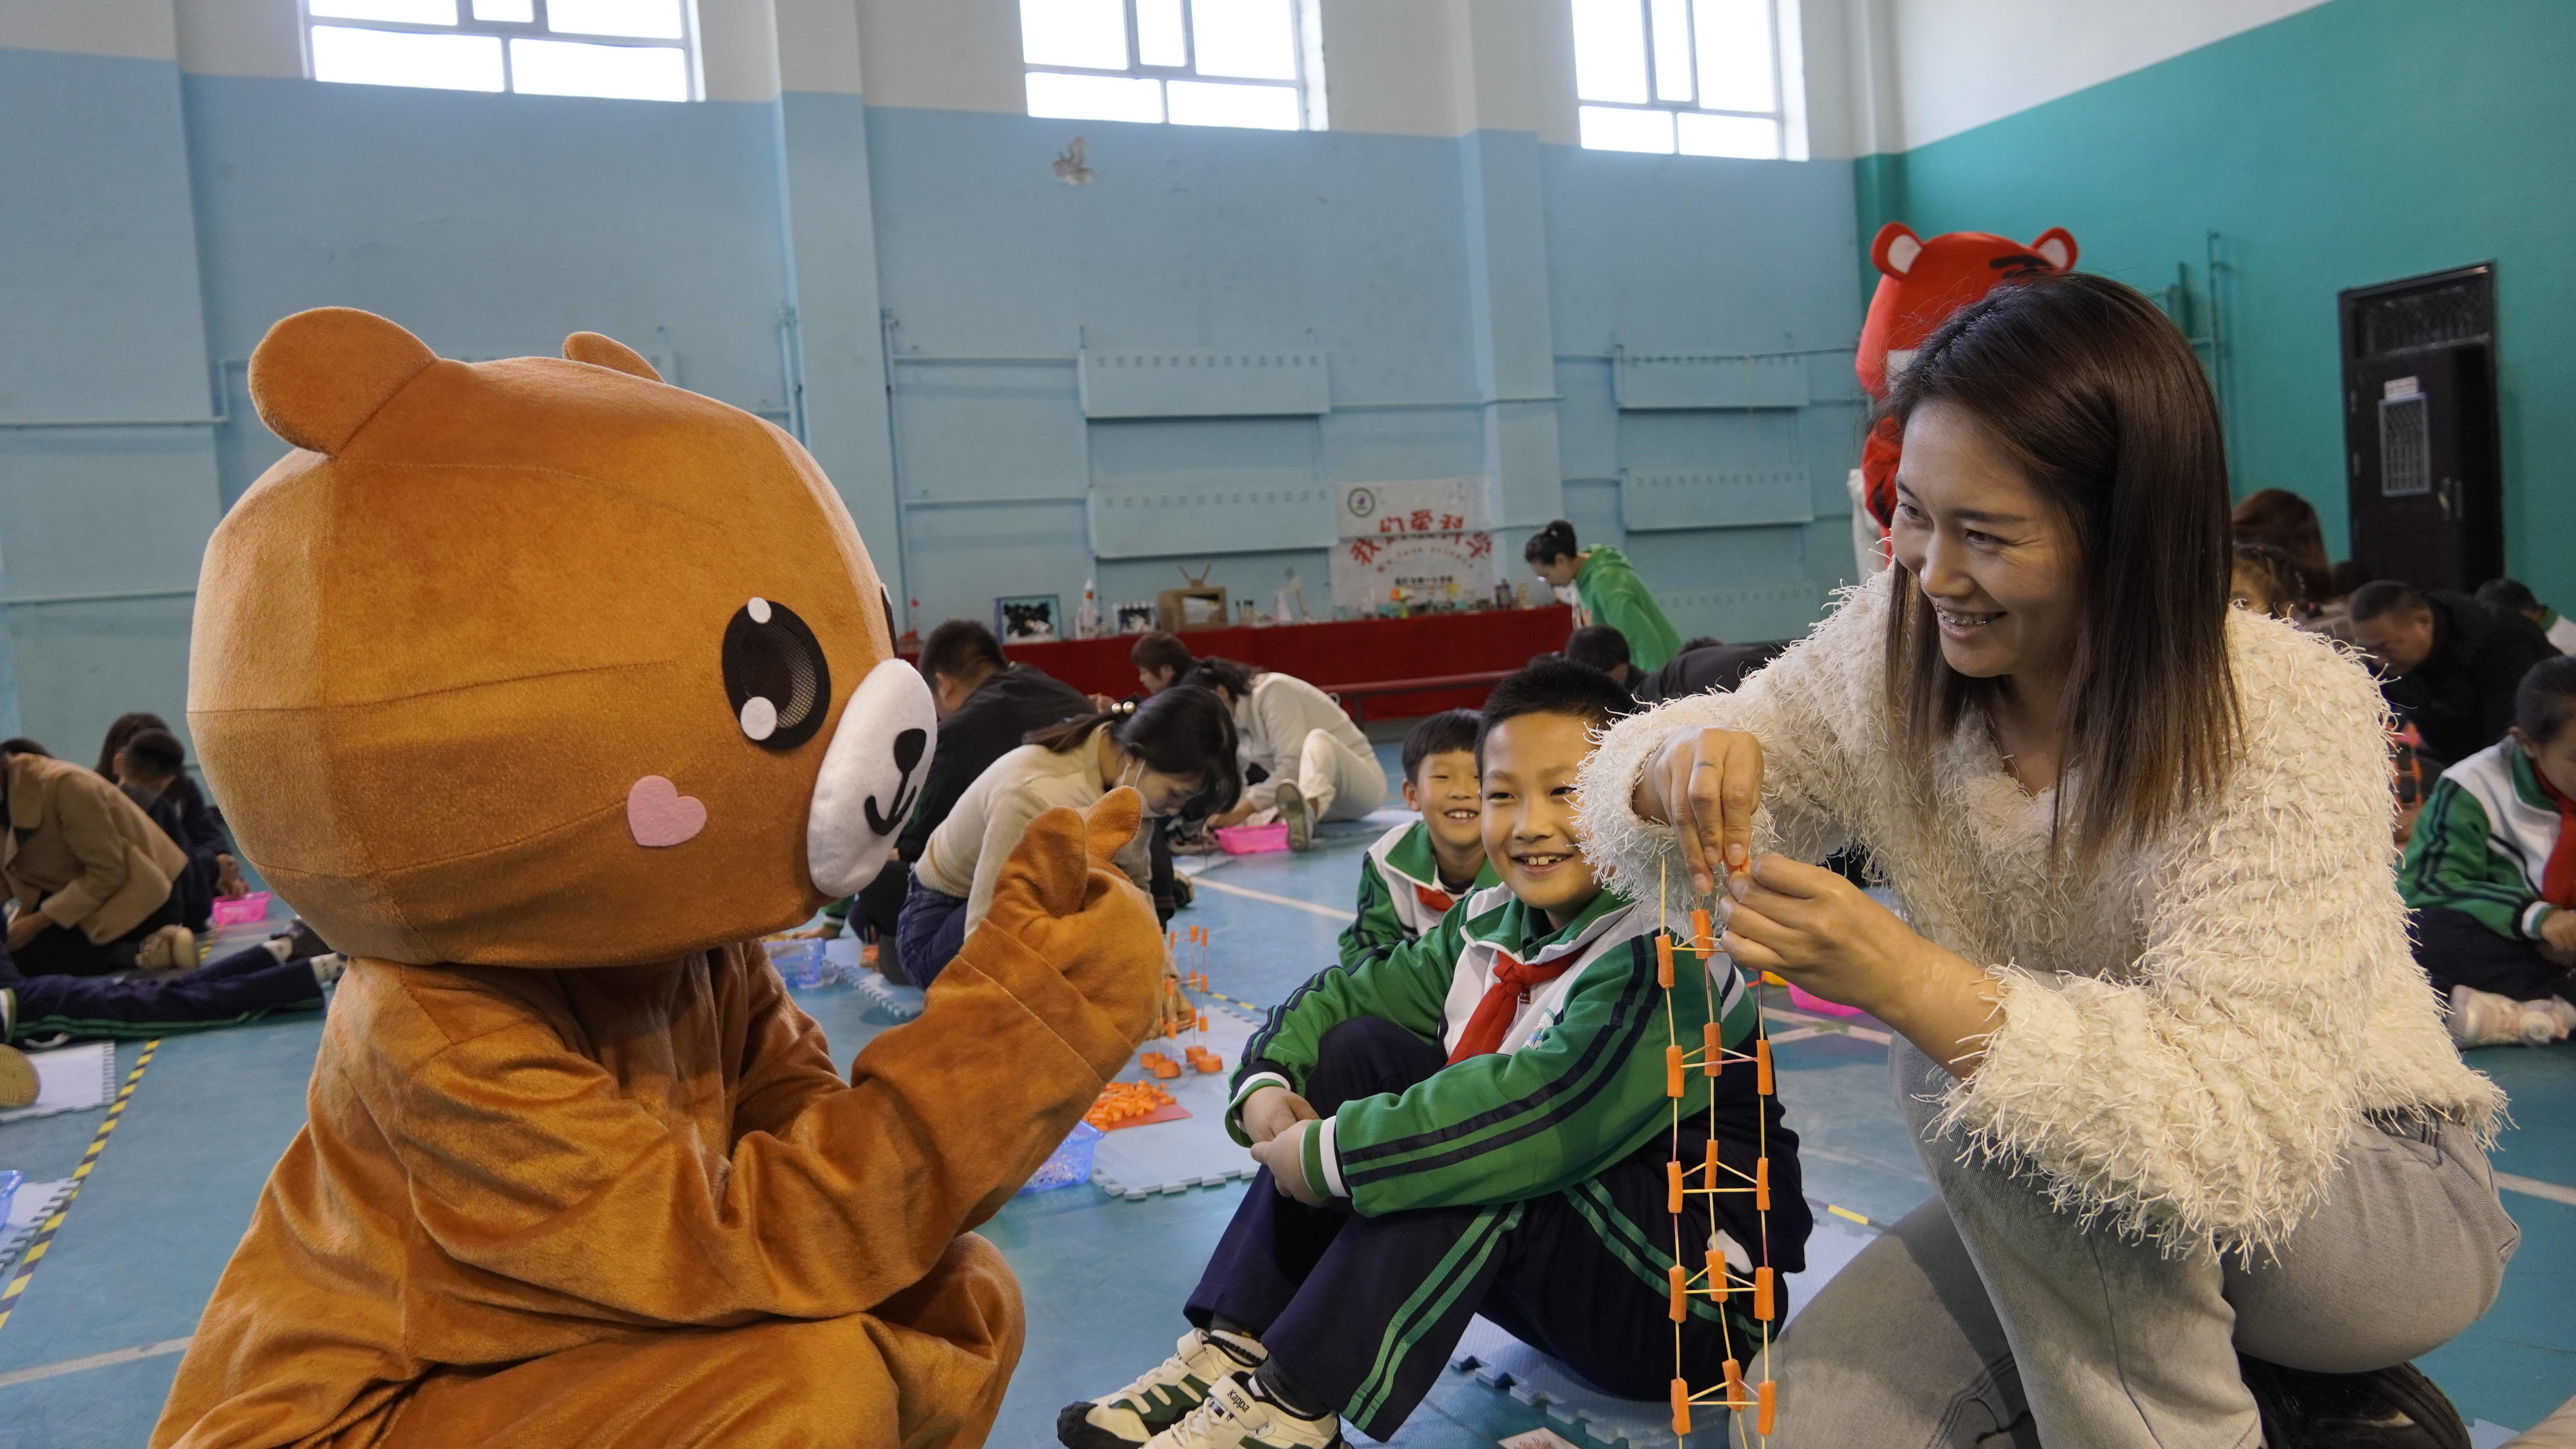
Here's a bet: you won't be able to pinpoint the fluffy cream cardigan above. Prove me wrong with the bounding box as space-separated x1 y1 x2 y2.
1576 573 2503 1256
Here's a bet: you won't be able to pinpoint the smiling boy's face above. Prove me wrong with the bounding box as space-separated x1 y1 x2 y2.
1404 748 1483 857
1479 712 1601 928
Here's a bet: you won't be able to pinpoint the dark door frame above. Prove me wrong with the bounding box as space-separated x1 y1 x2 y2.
2338 262 2503 589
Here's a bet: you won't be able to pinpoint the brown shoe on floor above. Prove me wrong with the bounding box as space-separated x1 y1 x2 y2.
136 924 197 973
0 1044 38 1110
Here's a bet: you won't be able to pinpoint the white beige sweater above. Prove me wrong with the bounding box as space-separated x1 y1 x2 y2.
1576 573 2503 1256
916 731 1151 933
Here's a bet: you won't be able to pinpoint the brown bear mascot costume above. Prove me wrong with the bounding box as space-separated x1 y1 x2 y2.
151 308 1165 1449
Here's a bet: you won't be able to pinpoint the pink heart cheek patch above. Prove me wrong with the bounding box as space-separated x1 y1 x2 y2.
626 775 708 848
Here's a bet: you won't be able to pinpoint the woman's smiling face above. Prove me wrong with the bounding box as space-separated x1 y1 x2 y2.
1889 400 2084 685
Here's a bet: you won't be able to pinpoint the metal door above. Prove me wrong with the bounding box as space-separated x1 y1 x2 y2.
2339 266 2501 591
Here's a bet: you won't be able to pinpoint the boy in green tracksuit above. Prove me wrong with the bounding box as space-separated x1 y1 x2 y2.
2403 655 2576 1046
1060 660 1809 1449
1523 520 1683 673
1337 710 1497 968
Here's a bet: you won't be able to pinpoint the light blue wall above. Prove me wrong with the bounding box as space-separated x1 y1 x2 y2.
2 40 1872 753
867 105 1866 638
183 75 806 494
1542 143 1868 639
0 45 223 754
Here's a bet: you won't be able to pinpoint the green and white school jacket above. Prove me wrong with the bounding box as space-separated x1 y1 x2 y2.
1230 887 1756 1215
1336 820 1501 968
2402 740 2570 941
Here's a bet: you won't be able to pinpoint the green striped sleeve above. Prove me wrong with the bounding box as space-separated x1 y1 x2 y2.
1225 912 1464 1147
1328 937 1753 1215
2401 776 2534 938
1337 858 1410 968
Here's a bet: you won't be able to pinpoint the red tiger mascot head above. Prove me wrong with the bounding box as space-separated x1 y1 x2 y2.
1851 223 2077 535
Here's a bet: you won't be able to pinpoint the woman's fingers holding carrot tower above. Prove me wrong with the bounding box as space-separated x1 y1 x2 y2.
1634 725 1764 895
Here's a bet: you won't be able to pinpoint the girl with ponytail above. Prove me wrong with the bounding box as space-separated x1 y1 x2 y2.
1523 520 1683 672
897 686 1239 985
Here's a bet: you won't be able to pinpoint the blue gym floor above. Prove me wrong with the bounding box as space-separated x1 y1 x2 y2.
1 739 2570 1446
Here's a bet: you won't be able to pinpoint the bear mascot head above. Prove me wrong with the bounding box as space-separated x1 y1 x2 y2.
1850 222 2077 538
187 307 937 967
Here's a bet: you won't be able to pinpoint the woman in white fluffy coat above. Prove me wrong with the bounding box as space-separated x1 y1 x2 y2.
1580 275 2511 1447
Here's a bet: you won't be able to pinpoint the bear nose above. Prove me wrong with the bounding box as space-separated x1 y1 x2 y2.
806 658 938 896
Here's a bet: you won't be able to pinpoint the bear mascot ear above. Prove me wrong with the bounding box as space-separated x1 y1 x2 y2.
247 307 440 456
563 332 664 382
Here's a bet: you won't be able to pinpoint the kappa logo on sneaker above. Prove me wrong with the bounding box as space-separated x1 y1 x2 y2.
1141 1372 1344 1449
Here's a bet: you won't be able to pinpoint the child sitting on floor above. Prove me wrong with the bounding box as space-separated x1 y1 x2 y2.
1060 658 1809 1449
113 728 241 932
0 928 345 1108
1337 709 1495 967
2406 653 2576 1046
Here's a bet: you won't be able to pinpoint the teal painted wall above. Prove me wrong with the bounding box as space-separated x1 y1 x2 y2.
1863 0 2575 606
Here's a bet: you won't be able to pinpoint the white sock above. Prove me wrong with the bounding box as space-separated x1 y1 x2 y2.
263 936 295 963
309 953 348 988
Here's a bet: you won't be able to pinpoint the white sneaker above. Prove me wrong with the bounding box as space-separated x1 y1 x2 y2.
2514 999 2570 1046
1058 1328 1269 1448
1276 784 1312 853
1141 1372 1343 1449
2451 985 2543 1048
2545 997 2576 1039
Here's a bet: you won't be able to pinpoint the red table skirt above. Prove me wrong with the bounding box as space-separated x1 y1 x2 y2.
904 605 1574 720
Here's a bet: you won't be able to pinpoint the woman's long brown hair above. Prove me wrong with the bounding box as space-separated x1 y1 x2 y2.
1880 272 2240 866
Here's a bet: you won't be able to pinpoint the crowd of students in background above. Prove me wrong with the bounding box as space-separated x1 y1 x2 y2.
0 713 344 1105
2206 487 2575 1047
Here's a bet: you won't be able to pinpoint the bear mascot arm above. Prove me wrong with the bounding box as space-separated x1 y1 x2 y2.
152 309 1164 1449
371 794 1155 1320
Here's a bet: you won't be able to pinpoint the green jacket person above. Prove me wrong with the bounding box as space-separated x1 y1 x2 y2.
1524 520 1682 672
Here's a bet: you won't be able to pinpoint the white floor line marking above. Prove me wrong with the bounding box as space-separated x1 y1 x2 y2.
2494 1171 2576 1208
0 1335 192 1389
1190 876 1358 923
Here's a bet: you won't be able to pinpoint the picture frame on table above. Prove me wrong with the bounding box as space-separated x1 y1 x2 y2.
994 594 1061 643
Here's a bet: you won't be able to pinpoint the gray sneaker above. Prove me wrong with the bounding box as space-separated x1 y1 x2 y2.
1276 784 1312 852
1060 1328 1269 1448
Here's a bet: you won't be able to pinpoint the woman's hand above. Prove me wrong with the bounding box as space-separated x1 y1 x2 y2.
1210 799 1258 830
1238 1084 1318 1145
1248 1119 1328 1206
1632 727 1764 896
6 912 45 951
1722 854 2002 1078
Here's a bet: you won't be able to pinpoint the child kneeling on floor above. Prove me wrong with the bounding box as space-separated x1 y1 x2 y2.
1062 658 1810 1449
1336 709 1496 968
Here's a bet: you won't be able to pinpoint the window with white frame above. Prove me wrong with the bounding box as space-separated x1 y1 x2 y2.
303 0 698 102
1571 0 1799 159
1020 0 1326 132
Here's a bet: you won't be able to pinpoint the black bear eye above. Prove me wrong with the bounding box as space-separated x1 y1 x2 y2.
722 597 830 751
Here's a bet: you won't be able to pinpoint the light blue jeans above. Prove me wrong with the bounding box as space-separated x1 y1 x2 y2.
1763 1041 2518 1448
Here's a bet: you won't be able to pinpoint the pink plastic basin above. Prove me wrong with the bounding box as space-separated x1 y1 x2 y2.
210 892 273 927
1215 822 1291 855
1786 982 1865 1018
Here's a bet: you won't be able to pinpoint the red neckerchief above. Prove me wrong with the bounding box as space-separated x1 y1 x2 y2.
1446 951 1582 1063
2537 765 2576 909
1413 882 1458 915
